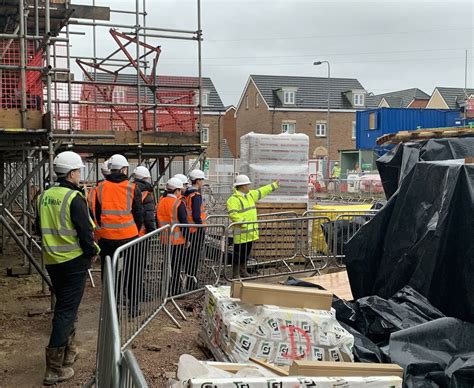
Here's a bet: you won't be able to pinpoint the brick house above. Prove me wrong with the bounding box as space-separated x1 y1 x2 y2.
235 74 368 161
78 73 228 158
365 88 430 109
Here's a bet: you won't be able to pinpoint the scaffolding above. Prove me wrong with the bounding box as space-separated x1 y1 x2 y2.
0 0 205 298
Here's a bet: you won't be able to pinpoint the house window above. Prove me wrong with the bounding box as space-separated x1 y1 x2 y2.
255 93 260 107
315 121 327 137
352 121 356 140
201 126 209 143
245 95 249 110
194 90 209 106
281 121 296 134
354 93 365 106
284 91 295 105
369 112 377 130
112 89 125 103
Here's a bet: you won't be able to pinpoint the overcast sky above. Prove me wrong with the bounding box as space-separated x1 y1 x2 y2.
71 0 473 106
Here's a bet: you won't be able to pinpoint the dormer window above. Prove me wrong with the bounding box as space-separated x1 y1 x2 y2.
354 93 365 106
194 90 210 106
284 90 295 105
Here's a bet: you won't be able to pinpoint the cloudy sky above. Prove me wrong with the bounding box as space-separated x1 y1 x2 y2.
71 0 473 106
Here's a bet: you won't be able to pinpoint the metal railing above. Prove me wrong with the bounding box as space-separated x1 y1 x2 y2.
223 216 330 281
120 350 148 388
309 178 385 202
96 257 121 387
112 226 170 350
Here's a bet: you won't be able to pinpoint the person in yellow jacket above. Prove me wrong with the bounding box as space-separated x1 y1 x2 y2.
226 174 279 278
36 151 100 385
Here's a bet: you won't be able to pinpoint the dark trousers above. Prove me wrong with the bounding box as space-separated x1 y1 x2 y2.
233 241 253 275
169 244 185 297
46 256 90 348
98 237 137 277
186 229 205 289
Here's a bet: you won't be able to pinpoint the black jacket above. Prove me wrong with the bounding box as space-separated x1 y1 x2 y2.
184 187 203 224
94 173 144 237
35 179 99 259
134 179 156 233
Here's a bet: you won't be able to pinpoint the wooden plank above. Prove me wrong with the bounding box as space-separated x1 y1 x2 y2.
301 271 353 300
0 109 43 129
249 357 289 376
289 360 404 378
69 4 111 20
238 282 333 310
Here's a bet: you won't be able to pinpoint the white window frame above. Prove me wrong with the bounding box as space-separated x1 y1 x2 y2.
255 93 260 107
352 121 356 140
315 121 327 137
112 89 125 103
194 90 210 107
201 126 209 143
245 95 249 109
281 121 296 134
283 91 295 105
354 93 365 106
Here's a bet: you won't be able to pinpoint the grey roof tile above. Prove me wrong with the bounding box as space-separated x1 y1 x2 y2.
365 88 430 108
250 74 366 110
435 87 474 109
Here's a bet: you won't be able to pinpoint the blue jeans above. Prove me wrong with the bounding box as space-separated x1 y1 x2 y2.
46 256 89 348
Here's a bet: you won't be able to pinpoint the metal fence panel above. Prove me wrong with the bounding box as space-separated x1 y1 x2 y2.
96 257 121 388
223 217 328 281
112 226 170 350
166 223 226 299
119 350 148 388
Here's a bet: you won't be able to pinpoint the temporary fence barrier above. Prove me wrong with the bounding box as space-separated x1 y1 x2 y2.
309 178 385 202
163 223 226 327
202 183 234 213
120 350 148 388
223 216 330 281
112 225 170 350
95 257 122 388
303 210 378 268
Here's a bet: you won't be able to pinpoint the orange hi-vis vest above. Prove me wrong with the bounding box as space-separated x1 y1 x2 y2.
156 195 185 245
87 183 102 240
138 191 151 237
97 180 138 240
185 191 206 233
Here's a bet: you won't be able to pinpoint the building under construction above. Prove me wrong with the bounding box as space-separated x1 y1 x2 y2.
0 0 205 282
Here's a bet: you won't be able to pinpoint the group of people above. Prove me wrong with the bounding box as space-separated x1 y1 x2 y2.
36 150 280 385
35 151 207 385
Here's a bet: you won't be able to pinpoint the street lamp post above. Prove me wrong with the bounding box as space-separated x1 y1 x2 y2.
313 60 331 178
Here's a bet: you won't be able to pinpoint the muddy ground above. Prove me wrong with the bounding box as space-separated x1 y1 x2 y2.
0 252 209 387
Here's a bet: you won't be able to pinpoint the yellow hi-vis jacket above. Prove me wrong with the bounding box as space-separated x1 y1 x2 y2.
226 181 279 244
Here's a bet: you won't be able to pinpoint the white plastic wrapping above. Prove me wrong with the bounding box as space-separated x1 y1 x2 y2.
201 286 354 367
239 132 309 202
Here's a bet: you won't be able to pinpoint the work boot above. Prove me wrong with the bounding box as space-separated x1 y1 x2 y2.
239 259 251 278
63 332 79 367
43 347 74 386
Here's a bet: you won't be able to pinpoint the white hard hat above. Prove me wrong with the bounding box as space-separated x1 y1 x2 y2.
53 151 85 175
108 154 129 170
173 173 189 186
189 169 206 181
166 177 184 191
234 174 252 187
134 166 151 179
101 160 110 176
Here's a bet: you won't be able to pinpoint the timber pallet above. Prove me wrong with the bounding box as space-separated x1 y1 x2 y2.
376 126 474 146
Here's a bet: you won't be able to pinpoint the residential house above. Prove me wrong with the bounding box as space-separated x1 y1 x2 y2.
235 74 368 161
222 105 237 158
78 73 227 158
426 87 474 111
366 88 430 109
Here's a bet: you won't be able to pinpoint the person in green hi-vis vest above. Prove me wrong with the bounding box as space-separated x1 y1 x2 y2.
36 151 99 385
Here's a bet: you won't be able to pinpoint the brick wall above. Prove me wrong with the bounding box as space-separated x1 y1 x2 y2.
201 113 222 158
222 107 237 157
236 80 356 160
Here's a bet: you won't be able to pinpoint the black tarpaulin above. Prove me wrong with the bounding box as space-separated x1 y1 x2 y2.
377 137 474 198
344 160 474 323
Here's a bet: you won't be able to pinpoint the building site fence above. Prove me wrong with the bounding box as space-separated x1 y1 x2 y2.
112 225 170 350
310 179 385 202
